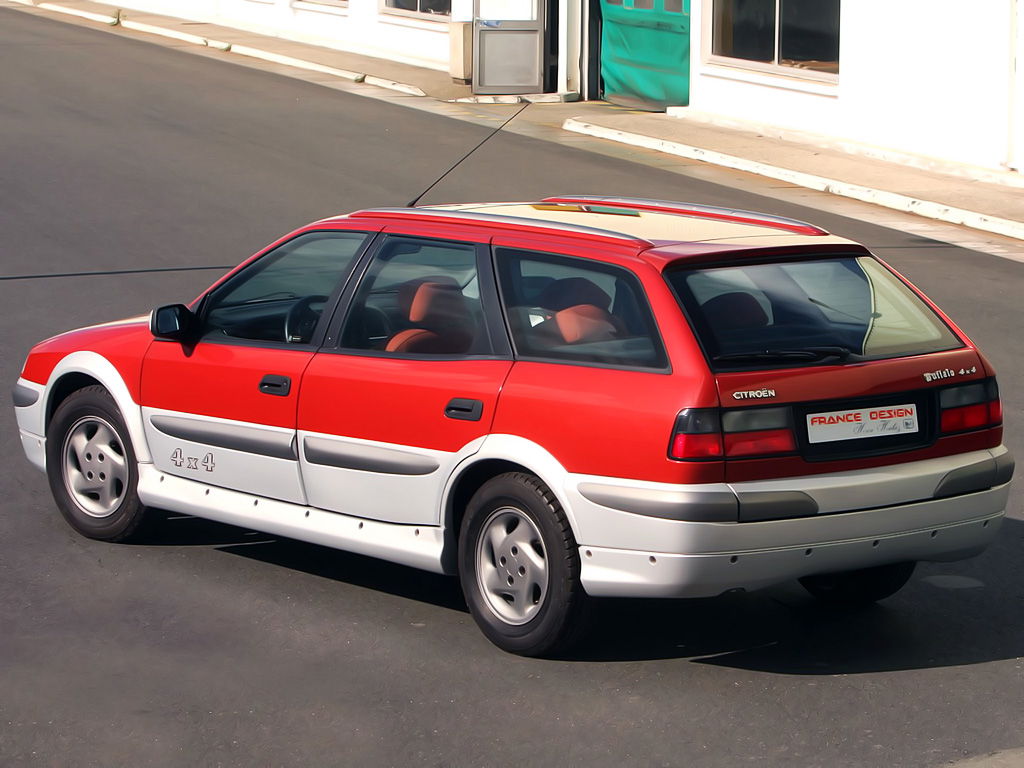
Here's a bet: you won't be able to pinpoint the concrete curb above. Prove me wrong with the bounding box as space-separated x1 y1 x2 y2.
563 117 1024 242
37 2 116 24
229 44 364 83
12 0 427 97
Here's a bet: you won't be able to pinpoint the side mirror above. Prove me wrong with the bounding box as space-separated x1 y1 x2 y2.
150 304 195 341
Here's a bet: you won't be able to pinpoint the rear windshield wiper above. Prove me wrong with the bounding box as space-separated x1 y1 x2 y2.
713 346 856 363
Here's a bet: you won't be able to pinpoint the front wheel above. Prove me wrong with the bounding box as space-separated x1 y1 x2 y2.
46 385 153 542
459 472 589 656
799 561 916 605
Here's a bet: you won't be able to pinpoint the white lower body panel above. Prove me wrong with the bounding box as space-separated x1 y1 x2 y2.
579 486 1007 598
137 465 446 574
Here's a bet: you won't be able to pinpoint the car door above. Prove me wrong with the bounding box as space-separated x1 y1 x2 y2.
140 228 374 504
297 230 513 525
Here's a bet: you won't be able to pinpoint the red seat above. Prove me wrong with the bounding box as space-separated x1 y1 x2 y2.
385 277 473 354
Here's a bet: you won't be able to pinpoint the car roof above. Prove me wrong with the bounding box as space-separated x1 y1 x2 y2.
328 196 860 260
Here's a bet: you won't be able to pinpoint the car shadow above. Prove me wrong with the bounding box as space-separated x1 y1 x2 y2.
145 512 467 612
144 512 1024 672
568 517 1024 670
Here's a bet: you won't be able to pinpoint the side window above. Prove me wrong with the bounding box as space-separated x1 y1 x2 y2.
495 248 667 369
202 231 369 344
340 237 490 356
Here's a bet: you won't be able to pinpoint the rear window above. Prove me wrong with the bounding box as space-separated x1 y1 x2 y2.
667 255 962 368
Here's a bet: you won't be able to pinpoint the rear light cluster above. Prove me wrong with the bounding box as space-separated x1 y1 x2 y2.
669 406 796 460
939 379 1002 434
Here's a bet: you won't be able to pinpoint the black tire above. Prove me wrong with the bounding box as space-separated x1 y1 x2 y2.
45 385 153 543
799 561 916 605
459 472 590 657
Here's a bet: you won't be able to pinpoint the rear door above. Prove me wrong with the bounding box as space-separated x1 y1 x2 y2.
297 228 512 525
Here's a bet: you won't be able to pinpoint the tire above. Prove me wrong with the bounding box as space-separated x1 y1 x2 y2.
459 472 589 657
45 385 153 543
799 561 916 605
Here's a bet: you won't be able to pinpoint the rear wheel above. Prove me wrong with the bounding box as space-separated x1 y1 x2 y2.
46 385 153 542
459 472 589 656
799 561 916 605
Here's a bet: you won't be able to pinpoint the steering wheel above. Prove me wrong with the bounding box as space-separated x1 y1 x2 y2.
284 295 328 344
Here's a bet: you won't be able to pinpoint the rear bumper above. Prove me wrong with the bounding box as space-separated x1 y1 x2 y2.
570 446 1012 598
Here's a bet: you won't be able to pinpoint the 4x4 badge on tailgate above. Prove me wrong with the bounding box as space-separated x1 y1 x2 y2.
923 366 975 382
733 388 777 400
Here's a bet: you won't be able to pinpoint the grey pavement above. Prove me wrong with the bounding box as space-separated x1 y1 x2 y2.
5 0 1024 244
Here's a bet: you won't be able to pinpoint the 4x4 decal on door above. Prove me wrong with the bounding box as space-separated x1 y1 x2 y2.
170 448 216 472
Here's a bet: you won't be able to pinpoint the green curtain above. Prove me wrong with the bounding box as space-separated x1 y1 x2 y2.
600 0 690 110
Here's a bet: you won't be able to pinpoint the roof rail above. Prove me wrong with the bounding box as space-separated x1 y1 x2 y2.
540 196 829 236
348 207 650 246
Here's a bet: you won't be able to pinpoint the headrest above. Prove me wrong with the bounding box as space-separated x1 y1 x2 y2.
411 282 469 333
397 277 468 330
700 291 769 330
555 304 618 344
538 277 612 312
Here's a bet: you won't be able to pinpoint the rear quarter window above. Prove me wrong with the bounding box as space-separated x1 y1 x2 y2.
495 247 668 370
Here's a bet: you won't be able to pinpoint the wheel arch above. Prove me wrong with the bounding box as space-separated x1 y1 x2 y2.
439 436 578 574
43 352 151 463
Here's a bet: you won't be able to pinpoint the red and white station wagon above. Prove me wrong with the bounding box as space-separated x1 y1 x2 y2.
13 197 1015 655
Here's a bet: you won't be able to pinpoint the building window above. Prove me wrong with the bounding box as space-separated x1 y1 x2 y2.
711 0 839 76
383 0 450 17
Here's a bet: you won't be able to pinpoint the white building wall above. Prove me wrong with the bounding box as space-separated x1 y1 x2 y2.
100 0 451 71
688 0 1018 172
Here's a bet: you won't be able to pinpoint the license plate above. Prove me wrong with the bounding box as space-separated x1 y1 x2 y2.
806 403 919 444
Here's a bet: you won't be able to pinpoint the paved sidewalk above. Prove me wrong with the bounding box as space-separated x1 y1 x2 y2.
563 111 1024 241
6 0 1024 242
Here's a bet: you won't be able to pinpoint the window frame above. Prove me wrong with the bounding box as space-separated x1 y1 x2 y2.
702 0 840 84
195 229 377 352
325 233 512 360
379 0 451 22
492 246 671 373
292 0 349 13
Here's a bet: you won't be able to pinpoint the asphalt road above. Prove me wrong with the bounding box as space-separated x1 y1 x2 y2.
2 9 1022 767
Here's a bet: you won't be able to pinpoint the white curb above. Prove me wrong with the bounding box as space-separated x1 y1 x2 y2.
11 1 427 97
120 19 208 46
37 2 117 24
228 44 364 82
362 75 426 97
563 117 1024 242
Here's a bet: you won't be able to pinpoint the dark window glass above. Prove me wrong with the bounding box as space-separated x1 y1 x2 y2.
780 0 840 73
712 0 775 63
384 0 450 15
496 248 667 369
341 237 490 356
712 0 839 73
202 231 368 344
667 256 961 369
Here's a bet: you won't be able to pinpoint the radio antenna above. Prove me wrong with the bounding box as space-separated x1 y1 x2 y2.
405 101 530 208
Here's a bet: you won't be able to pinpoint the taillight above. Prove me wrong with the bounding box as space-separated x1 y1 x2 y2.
669 408 723 459
669 406 796 460
722 407 796 457
939 379 1001 434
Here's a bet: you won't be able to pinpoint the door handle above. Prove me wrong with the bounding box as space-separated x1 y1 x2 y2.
445 398 483 421
259 374 291 397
